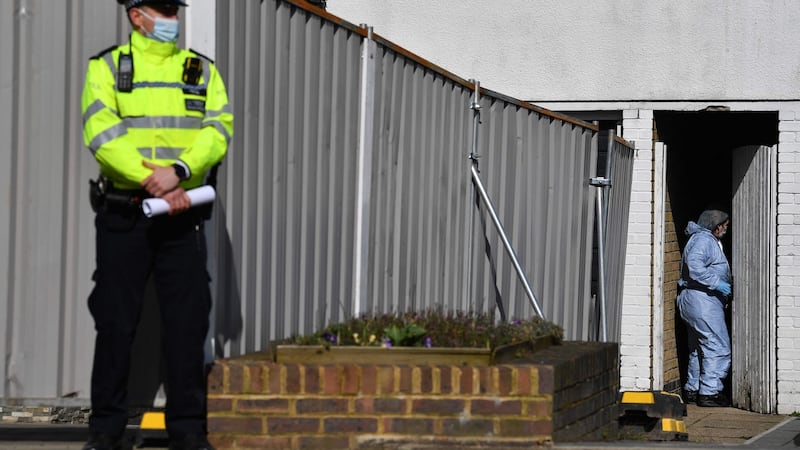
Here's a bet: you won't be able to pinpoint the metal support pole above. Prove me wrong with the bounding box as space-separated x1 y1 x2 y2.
596 185 608 342
592 130 616 342
591 176 611 341
471 165 544 318
353 25 376 317
466 80 481 310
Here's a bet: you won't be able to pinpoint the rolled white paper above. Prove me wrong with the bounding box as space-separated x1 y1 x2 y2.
141 185 216 218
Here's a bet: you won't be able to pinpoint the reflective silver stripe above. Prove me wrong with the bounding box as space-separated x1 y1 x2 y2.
205 104 232 116
102 52 115 76
155 147 184 159
82 100 119 126
137 147 185 159
88 123 128 154
100 50 208 94
122 116 202 129
203 119 232 144
132 81 209 91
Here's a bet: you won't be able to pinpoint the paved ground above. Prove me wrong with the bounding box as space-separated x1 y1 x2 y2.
0 405 796 449
684 404 791 446
556 404 795 449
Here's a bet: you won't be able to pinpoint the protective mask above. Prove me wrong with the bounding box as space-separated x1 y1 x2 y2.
139 9 180 43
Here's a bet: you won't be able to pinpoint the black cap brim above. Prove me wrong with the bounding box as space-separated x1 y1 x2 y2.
123 0 188 10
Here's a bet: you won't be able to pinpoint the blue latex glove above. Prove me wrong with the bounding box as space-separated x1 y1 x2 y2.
717 280 732 296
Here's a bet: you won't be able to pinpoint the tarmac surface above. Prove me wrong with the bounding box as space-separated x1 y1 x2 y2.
0 404 796 449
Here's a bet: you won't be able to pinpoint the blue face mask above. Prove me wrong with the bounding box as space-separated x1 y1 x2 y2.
139 8 180 43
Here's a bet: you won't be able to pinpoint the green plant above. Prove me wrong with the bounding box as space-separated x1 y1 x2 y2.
384 323 427 347
277 309 563 350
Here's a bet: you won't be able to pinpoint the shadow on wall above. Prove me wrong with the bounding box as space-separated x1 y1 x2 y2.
209 203 244 358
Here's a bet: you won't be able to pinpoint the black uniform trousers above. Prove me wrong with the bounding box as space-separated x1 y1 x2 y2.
88 205 211 439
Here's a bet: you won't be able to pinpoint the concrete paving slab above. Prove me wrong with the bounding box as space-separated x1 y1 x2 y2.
683 404 788 446
0 404 793 449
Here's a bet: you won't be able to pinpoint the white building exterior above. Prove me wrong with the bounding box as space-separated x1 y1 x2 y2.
327 0 800 414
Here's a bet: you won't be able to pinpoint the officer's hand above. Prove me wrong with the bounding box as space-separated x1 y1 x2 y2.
717 280 732 296
141 161 180 197
162 188 191 216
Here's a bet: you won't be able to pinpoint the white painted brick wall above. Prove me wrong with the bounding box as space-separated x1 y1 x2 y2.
620 110 655 391
777 110 800 414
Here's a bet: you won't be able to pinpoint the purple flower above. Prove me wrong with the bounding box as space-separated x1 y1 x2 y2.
323 332 337 344
424 337 432 348
381 337 393 348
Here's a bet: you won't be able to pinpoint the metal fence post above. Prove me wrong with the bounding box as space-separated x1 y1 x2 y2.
353 25 377 317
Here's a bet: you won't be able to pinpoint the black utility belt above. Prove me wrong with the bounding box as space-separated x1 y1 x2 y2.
680 281 722 297
106 188 149 208
89 175 215 221
89 176 150 212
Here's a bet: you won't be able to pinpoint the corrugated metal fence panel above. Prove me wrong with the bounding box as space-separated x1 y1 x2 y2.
365 47 474 314
452 97 598 338
212 1 364 357
214 0 605 349
599 131 634 342
359 35 599 338
0 0 14 402
0 2 130 401
473 100 597 339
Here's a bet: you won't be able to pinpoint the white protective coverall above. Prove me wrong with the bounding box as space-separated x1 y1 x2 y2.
677 220 732 396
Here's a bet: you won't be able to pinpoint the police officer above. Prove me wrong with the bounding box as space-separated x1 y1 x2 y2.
81 1 233 449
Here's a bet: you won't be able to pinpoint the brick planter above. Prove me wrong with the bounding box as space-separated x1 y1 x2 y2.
207 341 618 449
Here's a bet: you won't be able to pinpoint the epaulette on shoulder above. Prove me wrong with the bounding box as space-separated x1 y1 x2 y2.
189 48 215 64
90 44 119 60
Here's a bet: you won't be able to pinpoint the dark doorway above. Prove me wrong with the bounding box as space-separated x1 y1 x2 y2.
657 110 778 402
658 111 777 249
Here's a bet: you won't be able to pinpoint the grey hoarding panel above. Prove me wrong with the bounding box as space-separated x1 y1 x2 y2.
206 0 606 351
212 0 363 357
0 1 130 401
595 131 634 343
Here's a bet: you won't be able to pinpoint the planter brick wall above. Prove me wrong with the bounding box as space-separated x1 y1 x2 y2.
207 341 618 449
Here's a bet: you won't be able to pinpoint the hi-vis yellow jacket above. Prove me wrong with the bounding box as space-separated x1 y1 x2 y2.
82 32 233 190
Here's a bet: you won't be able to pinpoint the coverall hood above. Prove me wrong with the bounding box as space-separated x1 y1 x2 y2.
697 209 729 231
685 220 712 237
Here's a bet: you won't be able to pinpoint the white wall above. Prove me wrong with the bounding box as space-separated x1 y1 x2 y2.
777 110 800 414
620 110 656 391
327 0 800 102
185 0 216 58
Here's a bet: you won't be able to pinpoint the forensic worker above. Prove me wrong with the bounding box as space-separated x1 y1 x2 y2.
677 209 732 407
81 1 233 449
